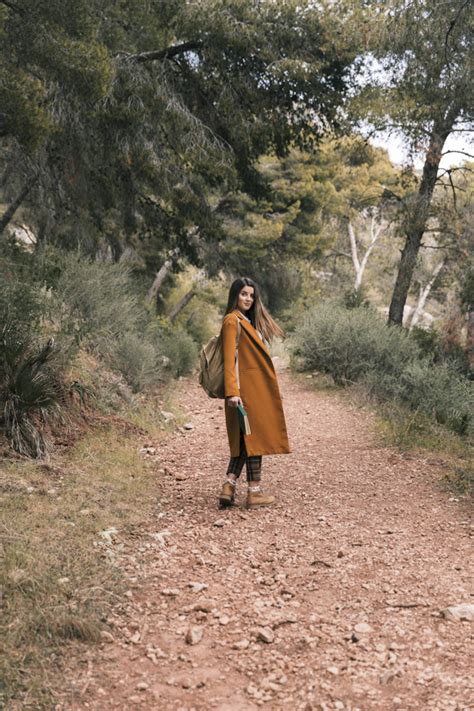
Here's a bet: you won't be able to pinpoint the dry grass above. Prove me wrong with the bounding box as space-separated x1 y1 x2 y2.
295 370 473 501
0 420 162 709
344 384 474 500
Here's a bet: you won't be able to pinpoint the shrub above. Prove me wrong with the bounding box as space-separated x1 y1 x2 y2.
292 302 420 384
0 323 64 457
292 302 473 436
158 328 198 378
54 254 145 357
364 361 472 436
111 333 163 392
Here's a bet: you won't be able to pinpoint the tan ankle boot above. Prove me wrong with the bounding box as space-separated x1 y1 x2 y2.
246 488 275 509
219 481 235 508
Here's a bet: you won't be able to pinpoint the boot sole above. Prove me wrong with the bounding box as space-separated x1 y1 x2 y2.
246 502 274 510
219 496 234 508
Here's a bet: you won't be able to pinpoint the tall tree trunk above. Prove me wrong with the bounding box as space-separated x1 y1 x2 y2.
348 212 384 292
388 114 456 326
409 259 445 329
145 249 179 305
169 288 196 322
0 175 37 235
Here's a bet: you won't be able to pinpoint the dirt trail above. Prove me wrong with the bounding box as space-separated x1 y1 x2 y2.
66 369 473 711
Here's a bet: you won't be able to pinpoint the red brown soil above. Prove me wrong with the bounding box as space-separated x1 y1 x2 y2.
64 370 473 711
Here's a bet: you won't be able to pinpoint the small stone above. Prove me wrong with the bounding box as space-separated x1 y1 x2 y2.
161 588 180 597
233 639 250 650
140 447 156 455
213 518 226 528
98 527 119 544
219 614 230 626
100 630 115 643
136 681 149 691
440 603 474 621
191 600 214 612
257 627 274 644
181 680 192 689
327 666 339 675
175 473 187 481
57 577 69 585
183 422 194 430
185 626 204 645
337 550 344 558
354 622 373 634
188 582 208 593
160 410 175 422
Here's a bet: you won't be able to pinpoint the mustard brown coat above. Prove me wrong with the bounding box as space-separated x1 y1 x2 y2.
222 309 291 457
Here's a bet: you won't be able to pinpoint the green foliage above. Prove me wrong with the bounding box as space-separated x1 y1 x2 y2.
292 303 473 435
293 302 420 384
111 333 162 393
1 0 355 287
158 329 199 379
411 327 472 379
54 254 145 357
0 323 63 457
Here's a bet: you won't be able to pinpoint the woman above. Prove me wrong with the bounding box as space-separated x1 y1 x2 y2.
219 277 291 510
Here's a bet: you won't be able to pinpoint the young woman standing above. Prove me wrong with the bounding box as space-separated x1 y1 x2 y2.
218 277 291 509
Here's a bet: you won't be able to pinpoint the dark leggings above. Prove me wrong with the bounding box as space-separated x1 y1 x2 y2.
226 431 262 482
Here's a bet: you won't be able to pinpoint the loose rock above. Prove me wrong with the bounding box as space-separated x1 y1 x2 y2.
185 626 204 645
257 627 274 644
440 603 474 621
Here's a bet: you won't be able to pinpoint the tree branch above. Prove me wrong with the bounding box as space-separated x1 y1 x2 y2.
120 41 203 64
441 149 474 159
444 0 471 73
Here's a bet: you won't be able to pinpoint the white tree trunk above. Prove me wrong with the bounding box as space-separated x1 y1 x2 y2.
409 260 445 329
348 212 384 291
145 249 180 305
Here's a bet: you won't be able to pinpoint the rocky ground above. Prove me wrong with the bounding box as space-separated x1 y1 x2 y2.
64 369 473 711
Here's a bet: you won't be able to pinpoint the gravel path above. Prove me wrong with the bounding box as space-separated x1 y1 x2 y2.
66 369 473 711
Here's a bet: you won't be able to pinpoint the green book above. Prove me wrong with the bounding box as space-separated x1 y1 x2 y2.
237 403 251 435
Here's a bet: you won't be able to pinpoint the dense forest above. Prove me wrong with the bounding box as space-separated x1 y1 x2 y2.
1 0 473 455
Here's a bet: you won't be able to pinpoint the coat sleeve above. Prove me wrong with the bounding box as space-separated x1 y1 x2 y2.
222 316 240 398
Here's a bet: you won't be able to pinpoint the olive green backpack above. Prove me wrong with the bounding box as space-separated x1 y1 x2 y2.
198 317 241 398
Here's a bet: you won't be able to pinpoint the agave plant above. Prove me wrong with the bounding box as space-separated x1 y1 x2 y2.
0 322 64 457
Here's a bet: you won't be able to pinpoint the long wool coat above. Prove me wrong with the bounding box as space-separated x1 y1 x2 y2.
222 309 291 457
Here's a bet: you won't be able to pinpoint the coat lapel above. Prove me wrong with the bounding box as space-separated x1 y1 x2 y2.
233 310 271 359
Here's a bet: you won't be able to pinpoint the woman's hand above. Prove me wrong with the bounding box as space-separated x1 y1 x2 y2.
227 396 242 408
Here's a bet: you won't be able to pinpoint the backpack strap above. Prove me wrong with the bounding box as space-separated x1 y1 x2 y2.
235 316 241 390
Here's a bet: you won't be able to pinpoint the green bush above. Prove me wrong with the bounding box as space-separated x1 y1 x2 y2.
159 328 198 378
111 333 163 392
0 323 64 457
364 361 472 436
292 302 473 436
411 326 472 378
54 254 145 357
293 302 420 384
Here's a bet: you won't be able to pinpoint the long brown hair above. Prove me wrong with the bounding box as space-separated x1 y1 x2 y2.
224 277 284 342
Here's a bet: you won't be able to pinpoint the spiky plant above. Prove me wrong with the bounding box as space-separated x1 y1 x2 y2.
0 323 64 457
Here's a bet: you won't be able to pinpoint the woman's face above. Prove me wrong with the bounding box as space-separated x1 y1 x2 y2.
237 285 255 313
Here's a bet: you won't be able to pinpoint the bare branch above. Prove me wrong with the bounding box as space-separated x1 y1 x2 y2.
444 0 471 73
441 149 474 160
